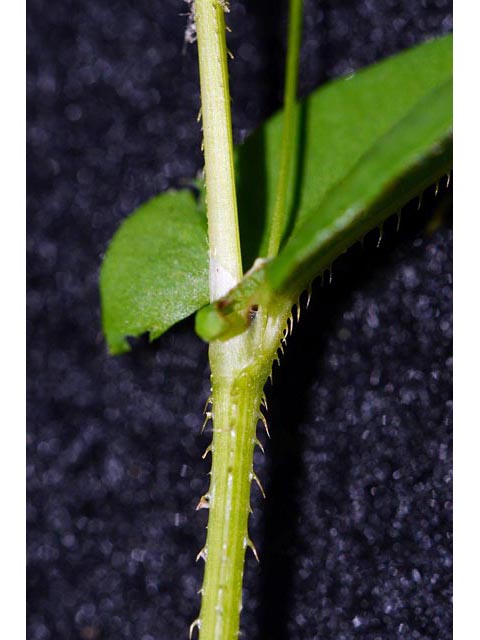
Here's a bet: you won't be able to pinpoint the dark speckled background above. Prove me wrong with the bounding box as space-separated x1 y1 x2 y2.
27 1 452 639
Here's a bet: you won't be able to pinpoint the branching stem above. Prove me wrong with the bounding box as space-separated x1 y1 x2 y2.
193 2 304 638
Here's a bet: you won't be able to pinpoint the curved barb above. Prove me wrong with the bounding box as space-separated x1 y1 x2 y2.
189 619 201 640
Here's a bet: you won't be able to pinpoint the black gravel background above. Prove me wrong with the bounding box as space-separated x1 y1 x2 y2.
27 1 453 639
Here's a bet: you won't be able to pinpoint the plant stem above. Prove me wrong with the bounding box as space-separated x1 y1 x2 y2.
193 2 304 638
194 311 294 640
265 0 304 258
194 2 256 638
195 0 243 301
197 365 265 640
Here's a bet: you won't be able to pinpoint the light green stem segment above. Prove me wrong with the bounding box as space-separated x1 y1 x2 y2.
194 297 293 640
195 3 259 635
195 0 243 301
265 0 304 258
193 1 304 638
197 361 265 640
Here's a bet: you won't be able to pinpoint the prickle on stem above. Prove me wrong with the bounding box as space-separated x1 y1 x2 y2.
245 537 260 563
189 618 201 640
196 493 211 510
196 546 208 563
296 300 301 322
202 443 213 459
376 223 384 249
257 410 270 438
254 437 265 454
251 471 266 498
201 411 213 434
306 285 312 308
285 316 291 337
417 191 423 211
396 209 402 233
203 395 213 413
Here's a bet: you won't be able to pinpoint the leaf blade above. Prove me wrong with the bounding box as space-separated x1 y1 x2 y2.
237 34 452 268
270 79 452 291
100 190 209 354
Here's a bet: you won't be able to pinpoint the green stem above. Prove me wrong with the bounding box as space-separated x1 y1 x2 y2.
195 0 243 301
265 0 304 258
193 2 304 638
197 364 265 640
194 302 294 640
194 2 257 638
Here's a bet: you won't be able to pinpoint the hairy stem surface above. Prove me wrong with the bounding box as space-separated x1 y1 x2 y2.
198 364 265 639
194 298 294 639
193 1 305 638
195 2 253 637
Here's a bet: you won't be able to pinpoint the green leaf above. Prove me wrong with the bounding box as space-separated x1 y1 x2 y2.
237 34 452 269
100 190 209 354
270 79 452 290
196 77 452 342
